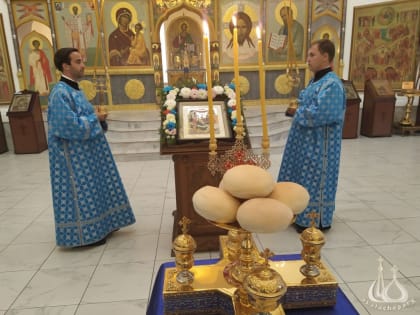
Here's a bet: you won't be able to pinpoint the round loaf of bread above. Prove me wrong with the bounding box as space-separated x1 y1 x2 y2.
192 185 241 223
236 198 293 233
221 165 275 199
268 182 310 214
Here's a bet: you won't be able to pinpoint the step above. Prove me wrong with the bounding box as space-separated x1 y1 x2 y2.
105 106 290 159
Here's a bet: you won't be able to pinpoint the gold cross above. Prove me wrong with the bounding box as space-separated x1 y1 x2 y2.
306 211 319 227
260 248 274 266
179 216 191 234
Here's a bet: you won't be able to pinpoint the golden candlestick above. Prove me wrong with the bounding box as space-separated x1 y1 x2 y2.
232 14 244 140
202 21 216 150
256 26 270 156
399 89 420 126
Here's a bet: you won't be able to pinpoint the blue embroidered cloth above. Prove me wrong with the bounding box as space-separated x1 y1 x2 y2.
146 254 359 315
48 81 135 247
278 72 346 228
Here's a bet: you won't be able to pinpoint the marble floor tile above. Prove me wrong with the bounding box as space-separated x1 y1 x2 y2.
76 300 148 315
11 266 96 309
0 271 36 310
5 305 77 315
375 243 420 278
346 220 417 246
0 244 56 272
1 135 420 314
81 262 154 302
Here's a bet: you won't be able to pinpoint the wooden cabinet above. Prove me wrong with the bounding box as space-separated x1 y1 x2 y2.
7 91 47 154
361 79 396 137
0 113 8 154
342 80 361 139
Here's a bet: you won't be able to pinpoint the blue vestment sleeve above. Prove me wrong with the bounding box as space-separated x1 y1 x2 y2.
294 79 345 128
48 86 103 140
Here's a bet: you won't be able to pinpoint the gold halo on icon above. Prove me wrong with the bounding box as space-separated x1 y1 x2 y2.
110 2 139 28
125 79 145 100
275 74 293 95
275 1 298 25
29 36 44 49
69 3 82 15
177 20 190 32
231 75 250 96
79 80 96 100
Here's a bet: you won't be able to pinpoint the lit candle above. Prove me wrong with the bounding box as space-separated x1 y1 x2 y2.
256 26 269 150
203 21 216 148
232 15 243 139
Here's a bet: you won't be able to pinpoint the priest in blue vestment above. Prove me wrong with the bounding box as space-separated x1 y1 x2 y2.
48 47 136 247
278 39 346 232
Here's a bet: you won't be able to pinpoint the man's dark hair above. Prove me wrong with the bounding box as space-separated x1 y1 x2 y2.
54 47 78 72
312 39 335 62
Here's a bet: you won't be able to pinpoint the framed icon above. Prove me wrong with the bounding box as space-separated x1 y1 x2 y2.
178 100 232 141
8 93 34 112
342 80 360 101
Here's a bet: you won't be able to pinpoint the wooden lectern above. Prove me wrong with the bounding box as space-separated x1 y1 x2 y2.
0 113 8 154
161 141 234 252
360 79 395 137
342 80 361 139
7 91 47 154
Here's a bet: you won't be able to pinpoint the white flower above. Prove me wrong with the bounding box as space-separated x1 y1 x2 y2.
225 88 236 100
190 89 199 99
179 87 192 98
197 89 208 99
227 99 236 108
164 99 176 110
166 92 176 100
213 85 224 95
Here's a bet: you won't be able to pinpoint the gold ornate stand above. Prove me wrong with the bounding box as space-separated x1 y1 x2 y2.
394 89 420 135
163 224 338 314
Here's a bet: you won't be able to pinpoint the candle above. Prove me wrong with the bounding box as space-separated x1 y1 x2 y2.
203 21 216 148
256 26 269 148
232 15 243 139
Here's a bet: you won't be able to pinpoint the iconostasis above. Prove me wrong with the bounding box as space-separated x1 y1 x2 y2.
4 0 345 107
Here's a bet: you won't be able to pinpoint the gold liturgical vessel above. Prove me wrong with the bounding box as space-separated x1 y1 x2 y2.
163 214 338 314
172 217 197 286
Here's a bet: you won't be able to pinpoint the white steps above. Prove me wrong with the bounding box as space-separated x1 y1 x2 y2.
107 105 291 160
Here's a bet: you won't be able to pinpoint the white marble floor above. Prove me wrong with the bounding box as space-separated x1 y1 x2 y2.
0 135 419 315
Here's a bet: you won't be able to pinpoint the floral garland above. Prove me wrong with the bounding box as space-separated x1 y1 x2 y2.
160 82 244 145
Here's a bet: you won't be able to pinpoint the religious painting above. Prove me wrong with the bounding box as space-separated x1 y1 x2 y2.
266 0 308 64
20 32 55 96
11 0 50 27
342 80 360 101
349 0 420 91
165 17 203 72
219 0 261 66
178 101 232 140
103 0 152 68
0 14 15 105
312 25 340 73
312 0 343 20
8 93 33 112
51 0 101 68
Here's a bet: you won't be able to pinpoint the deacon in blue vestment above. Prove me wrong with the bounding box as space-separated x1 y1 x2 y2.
48 48 136 247
278 39 346 231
